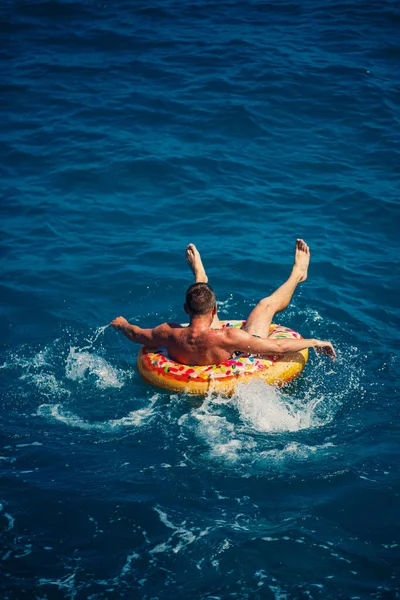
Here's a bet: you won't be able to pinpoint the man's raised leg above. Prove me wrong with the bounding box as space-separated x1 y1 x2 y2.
242 239 310 338
186 244 222 328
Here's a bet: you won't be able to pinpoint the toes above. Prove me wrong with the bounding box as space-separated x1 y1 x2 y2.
296 239 308 253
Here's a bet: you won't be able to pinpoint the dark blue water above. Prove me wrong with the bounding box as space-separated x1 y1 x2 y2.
2 1 400 598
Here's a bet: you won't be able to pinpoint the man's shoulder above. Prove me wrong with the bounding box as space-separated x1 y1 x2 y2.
153 322 183 337
209 326 242 346
217 327 250 346
220 326 240 338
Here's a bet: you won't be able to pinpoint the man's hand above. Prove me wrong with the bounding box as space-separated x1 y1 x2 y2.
110 316 129 330
314 340 336 361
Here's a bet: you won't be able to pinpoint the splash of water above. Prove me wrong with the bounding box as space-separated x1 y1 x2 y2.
178 358 354 465
26 372 71 399
80 324 109 351
232 380 327 433
1 325 128 409
37 395 159 432
65 347 126 389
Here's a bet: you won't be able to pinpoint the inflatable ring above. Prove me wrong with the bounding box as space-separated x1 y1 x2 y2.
137 321 308 396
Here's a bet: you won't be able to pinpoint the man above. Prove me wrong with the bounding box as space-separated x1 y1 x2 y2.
110 240 336 365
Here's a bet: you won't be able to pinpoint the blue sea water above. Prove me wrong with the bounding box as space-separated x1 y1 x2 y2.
1 0 400 597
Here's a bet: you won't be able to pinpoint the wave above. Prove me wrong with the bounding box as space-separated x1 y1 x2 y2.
37 398 158 432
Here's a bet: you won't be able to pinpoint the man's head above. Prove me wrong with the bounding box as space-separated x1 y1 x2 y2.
184 282 216 317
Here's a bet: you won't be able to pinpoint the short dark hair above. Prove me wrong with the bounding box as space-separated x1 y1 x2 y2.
185 283 216 316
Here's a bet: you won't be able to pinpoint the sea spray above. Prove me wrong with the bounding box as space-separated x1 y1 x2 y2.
80 324 109 351
37 394 159 432
65 347 125 389
233 380 327 433
177 368 349 466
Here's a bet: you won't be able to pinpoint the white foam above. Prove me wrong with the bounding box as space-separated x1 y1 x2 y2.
211 438 243 459
259 441 335 462
26 372 70 399
37 396 158 432
120 551 140 577
154 507 178 530
269 584 289 600
178 373 344 465
4 512 15 531
16 442 42 448
180 408 252 462
2 343 72 400
233 380 327 433
150 507 197 555
1 345 52 373
38 573 77 597
3 328 127 402
65 347 126 389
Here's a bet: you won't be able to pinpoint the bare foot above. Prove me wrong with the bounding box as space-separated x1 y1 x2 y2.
293 238 310 282
186 243 208 283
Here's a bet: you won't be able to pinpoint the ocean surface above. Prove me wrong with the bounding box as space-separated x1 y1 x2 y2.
1 0 400 598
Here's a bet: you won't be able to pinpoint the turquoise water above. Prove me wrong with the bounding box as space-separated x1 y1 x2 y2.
1 1 399 598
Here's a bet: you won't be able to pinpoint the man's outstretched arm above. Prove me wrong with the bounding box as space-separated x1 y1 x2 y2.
225 328 336 361
110 316 166 347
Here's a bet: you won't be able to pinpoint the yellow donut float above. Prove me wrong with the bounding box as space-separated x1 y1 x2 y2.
137 320 308 396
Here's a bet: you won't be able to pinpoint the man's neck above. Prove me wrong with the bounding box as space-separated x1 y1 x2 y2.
189 314 213 331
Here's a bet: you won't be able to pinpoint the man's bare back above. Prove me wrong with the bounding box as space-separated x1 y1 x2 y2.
110 241 336 364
